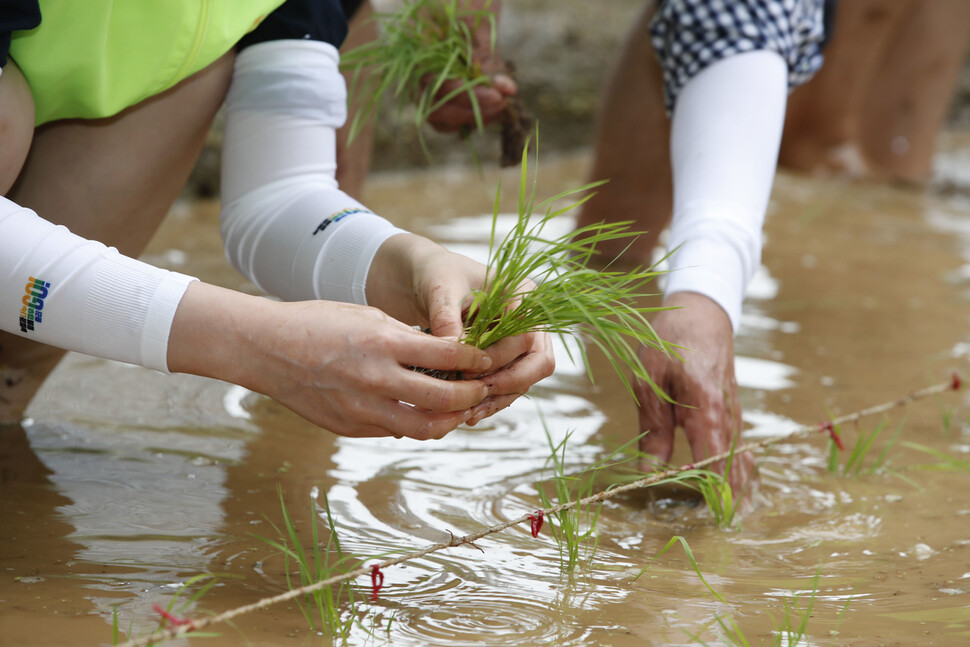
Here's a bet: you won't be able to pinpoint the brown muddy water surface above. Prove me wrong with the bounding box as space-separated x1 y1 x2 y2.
3 139 970 646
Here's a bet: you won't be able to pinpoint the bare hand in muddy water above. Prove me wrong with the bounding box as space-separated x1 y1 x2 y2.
168 282 497 440
635 292 758 503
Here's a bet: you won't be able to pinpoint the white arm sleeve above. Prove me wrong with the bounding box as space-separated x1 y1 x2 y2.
664 50 788 333
0 197 197 372
220 40 405 306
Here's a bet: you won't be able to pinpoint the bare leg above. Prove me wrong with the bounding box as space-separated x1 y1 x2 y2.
858 0 970 181
780 0 970 183
0 52 235 423
336 0 377 200
575 1 671 268
0 64 34 194
779 0 910 177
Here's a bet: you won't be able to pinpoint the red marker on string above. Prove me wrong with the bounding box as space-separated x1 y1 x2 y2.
820 421 844 451
527 510 544 538
370 564 384 601
152 604 195 629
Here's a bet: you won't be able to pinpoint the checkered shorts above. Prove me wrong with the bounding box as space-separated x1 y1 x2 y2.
651 0 832 112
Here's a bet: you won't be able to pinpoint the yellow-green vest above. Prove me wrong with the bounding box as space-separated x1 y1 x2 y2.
10 0 285 125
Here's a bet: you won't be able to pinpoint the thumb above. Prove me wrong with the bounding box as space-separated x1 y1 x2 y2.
427 296 466 340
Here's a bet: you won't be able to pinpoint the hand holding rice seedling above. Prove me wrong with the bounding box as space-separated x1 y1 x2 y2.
341 0 532 166
459 140 678 400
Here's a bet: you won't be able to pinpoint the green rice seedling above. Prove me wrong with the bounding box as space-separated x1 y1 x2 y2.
460 140 678 400
771 576 818 646
707 614 753 647
683 570 848 647
939 401 955 434
537 427 602 577
682 613 752 647
112 573 225 645
535 410 656 577
900 441 970 472
768 569 852 647
254 486 363 643
633 535 727 605
681 471 738 529
625 449 741 529
608 460 742 529
675 436 742 529
111 607 119 645
341 0 531 164
825 417 904 477
111 606 128 646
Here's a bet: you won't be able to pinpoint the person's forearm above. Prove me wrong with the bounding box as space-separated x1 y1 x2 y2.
166 281 264 385
364 232 434 324
664 50 788 332
0 195 196 372
221 39 405 307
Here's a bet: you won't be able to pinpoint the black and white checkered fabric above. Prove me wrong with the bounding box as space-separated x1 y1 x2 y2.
651 0 830 112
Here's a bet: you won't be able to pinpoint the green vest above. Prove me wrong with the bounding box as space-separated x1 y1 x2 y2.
9 0 285 125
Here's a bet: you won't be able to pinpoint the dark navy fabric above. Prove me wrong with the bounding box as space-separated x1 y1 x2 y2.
341 0 365 21
0 0 41 67
237 0 350 51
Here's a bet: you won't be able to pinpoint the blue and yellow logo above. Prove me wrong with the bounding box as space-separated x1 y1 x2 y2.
20 276 50 333
312 208 372 236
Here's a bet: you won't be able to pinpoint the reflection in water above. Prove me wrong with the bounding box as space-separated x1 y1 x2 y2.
3 142 970 645
10 357 255 638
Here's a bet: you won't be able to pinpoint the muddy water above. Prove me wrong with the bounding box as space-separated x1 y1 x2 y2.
3 139 970 647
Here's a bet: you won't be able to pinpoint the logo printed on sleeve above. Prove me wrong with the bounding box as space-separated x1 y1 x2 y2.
20 276 50 333
312 208 372 236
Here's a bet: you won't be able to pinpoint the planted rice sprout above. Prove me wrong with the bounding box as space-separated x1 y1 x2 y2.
679 439 741 528
537 418 647 578
460 140 677 400
825 416 905 478
112 574 225 645
537 410 741 577
341 0 532 165
253 486 364 642
900 440 970 472
634 535 727 605
684 570 848 647
681 470 738 529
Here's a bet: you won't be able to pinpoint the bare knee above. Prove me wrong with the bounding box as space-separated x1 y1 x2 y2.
0 61 35 194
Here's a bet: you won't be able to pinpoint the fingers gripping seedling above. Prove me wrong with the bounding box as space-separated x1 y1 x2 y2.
457 137 678 401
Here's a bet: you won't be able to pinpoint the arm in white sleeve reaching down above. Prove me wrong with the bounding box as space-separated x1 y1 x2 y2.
664 50 789 333
220 39 404 306
0 196 197 372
